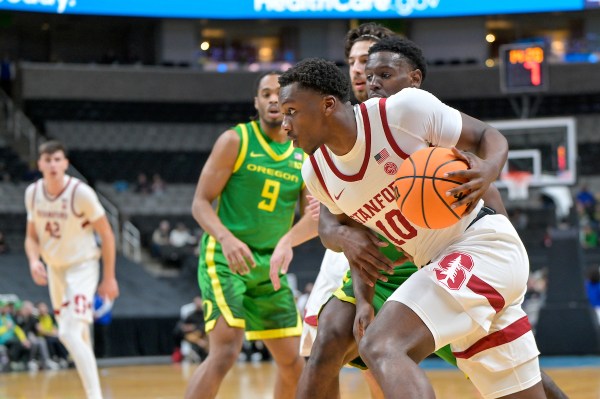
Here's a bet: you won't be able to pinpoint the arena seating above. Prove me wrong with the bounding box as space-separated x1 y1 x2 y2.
0 253 197 357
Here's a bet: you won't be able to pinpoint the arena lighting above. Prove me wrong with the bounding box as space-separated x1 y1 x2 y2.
0 0 584 19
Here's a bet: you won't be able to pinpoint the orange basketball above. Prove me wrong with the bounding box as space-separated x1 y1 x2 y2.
394 147 470 229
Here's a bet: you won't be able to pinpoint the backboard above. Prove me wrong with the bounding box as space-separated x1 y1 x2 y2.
488 117 577 188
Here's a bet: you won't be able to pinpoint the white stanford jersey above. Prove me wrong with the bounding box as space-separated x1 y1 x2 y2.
303 88 483 267
25 175 105 268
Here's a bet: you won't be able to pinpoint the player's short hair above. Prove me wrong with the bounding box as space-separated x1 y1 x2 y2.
279 58 350 103
344 22 395 60
368 36 428 82
38 140 67 158
253 70 282 95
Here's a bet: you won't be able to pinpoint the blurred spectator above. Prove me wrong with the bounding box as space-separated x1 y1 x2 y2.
161 223 197 268
523 268 548 330
113 180 129 193
151 220 171 259
576 184 597 220
36 302 69 366
134 173 152 195
0 300 31 371
169 223 196 248
581 224 599 249
585 266 600 324
172 297 208 363
14 301 60 370
0 230 9 254
240 339 271 363
93 295 113 358
151 173 166 195
576 201 593 228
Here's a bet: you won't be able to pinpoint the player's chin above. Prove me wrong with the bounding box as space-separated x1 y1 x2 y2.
353 88 368 102
265 118 283 128
304 144 319 156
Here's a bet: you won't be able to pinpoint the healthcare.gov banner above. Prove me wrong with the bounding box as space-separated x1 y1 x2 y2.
0 0 585 19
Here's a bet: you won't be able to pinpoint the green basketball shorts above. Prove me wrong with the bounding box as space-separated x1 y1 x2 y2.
198 234 301 341
333 263 457 369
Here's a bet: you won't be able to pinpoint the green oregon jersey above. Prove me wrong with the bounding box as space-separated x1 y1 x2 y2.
216 120 305 250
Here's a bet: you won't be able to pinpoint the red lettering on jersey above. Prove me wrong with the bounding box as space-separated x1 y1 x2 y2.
45 221 61 238
375 209 417 246
352 182 401 221
364 200 381 217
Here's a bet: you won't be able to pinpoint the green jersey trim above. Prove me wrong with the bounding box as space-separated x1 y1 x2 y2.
232 123 249 173
205 235 245 330
245 315 303 340
250 120 295 161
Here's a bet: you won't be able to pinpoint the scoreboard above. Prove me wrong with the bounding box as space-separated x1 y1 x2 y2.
499 42 548 93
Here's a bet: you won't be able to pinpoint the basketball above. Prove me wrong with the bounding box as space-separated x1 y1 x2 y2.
394 147 470 229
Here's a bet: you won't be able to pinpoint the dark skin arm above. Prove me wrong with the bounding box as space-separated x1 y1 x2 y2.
446 113 509 215
191 130 256 275
321 210 412 342
319 208 395 285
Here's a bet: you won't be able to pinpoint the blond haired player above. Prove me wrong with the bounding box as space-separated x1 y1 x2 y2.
25 140 119 399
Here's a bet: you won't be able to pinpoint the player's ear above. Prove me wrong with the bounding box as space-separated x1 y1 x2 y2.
253 96 259 111
323 95 336 116
410 69 423 88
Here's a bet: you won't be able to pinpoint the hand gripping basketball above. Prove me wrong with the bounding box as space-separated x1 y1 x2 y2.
394 147 470 229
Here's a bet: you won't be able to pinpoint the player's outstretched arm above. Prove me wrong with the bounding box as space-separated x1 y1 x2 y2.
448 114 509 214
24 221 47 286
270 187 318 290
192 129 255 275
93 215 119 301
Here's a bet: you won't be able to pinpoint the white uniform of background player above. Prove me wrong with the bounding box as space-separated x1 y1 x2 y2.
303 89 541 398
299 247 349 356
25 141 119 399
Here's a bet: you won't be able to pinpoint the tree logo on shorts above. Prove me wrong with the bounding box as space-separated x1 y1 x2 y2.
434 252 474 290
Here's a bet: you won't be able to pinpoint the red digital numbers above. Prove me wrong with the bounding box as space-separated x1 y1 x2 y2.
500 43 547 93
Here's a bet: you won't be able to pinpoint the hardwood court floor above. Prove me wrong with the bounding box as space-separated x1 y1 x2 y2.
1 361 599 399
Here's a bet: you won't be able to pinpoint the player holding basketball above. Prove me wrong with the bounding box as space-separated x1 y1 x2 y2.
287 31 454 399
288 34 565 399
279 58 547 398
24 140 119 399
296 23 395 347
184 71 317 399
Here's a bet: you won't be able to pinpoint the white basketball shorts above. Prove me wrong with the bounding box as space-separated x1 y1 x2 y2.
300 249 349 357
48 258 100 324
388 215 541 398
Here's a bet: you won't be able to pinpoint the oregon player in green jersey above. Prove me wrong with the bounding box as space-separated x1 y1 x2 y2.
184 71 318 399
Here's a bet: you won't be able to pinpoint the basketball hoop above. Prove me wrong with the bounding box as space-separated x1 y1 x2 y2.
502 171 532 201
